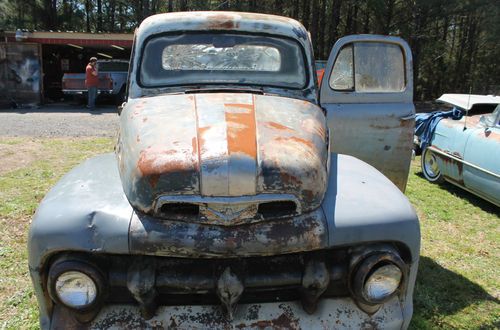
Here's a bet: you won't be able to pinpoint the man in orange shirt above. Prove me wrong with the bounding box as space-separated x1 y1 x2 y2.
85 57 99 109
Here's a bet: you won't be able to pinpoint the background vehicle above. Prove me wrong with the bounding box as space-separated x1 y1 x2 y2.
414 94 500 156
420 95 500 206
315 60 326 84
61 59 128 104
29 12 419 329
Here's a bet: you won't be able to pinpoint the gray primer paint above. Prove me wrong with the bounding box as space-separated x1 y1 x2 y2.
28 153 133 328
29 152 419 329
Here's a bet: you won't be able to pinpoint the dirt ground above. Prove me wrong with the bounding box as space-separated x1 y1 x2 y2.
0 140 45 175
0 103 119 138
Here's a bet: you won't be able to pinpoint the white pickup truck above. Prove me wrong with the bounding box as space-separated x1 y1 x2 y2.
61 59 128 104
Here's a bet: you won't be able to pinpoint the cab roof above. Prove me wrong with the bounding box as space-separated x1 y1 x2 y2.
135 11 310 48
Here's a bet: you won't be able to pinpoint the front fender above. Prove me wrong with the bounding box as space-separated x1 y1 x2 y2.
322 153 419 257
321 153 420 329
28 153 133 329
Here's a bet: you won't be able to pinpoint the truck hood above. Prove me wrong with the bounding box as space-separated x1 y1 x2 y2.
117 93 328 225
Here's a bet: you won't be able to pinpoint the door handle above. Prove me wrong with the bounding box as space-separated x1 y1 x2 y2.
400 114 415 121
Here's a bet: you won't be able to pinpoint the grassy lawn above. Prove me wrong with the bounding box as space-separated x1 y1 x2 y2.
0 137 498 329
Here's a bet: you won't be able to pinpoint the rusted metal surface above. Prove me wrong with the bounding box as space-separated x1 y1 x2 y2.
324 104 415 191
27 154 133 329
128 12 317 103
118 93 328 224
29 11 422 330
429 108 500 206
80 297 404 329
129 208 328 257
320 35 415 192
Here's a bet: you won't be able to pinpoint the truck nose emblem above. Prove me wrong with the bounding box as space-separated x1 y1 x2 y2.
216 267 244 320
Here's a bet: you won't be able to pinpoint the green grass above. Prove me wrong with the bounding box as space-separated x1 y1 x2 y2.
0 137 114 329
0 137 498 329
407 165 499 329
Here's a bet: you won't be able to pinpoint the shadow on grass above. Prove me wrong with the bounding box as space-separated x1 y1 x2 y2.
412 256 499 329
415 171 499 215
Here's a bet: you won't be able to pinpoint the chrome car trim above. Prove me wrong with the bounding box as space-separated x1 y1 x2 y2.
428 145 500 179
154 193 302 214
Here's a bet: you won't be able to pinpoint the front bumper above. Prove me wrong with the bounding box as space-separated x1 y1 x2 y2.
52 297 405 329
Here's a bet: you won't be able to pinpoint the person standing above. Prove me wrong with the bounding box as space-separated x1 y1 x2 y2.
85 57 99 109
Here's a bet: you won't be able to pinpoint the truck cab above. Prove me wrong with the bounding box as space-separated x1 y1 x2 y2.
29 12 419 329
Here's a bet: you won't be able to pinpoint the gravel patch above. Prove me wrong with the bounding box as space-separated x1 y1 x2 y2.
0 103 119 137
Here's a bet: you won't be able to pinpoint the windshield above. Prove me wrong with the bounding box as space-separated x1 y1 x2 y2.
139 33 307 89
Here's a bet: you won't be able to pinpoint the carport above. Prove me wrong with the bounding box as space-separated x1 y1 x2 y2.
0 31 133 107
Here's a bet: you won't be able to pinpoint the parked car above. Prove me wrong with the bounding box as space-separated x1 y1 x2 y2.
414 94 500 156
420 94 500 206
315 60 326 85
29 12 419 329
61 59 129 104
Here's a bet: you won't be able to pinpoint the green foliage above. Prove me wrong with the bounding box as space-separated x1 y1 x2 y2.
0 0 498 100
0 138 498 328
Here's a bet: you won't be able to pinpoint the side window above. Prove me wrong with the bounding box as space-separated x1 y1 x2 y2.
329 42 405 93
330 45 353 90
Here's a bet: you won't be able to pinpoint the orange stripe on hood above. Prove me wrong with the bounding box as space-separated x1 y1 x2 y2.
224 99 257 159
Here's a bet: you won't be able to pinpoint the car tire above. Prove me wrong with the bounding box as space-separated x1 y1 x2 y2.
421 147 444 183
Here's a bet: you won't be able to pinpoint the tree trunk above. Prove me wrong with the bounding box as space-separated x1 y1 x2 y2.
318 0 327 59
383 0 395 34
310 0 319 58
292 0 300 19
327 0 342 52
85 0 91 32
97 0 103 31
109 0 116 32
180 0 188 11
301 0 310 31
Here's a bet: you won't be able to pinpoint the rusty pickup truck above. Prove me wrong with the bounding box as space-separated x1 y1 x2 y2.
29 12 419 329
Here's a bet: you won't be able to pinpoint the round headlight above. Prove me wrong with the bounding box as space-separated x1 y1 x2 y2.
363 264 402 302
55 271 97 308
48 259 106 312
350 252 407 305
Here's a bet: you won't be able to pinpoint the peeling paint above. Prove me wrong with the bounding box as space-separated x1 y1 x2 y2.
118 93 328 218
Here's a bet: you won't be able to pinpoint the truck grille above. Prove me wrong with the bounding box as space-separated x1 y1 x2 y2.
154 194 300 225
97 249 350 306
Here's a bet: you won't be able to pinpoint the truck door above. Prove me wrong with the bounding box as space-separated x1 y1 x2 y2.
319 35 415 192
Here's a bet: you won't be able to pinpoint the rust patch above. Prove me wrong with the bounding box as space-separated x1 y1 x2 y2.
137 147 197 188
191 137 198 157
302 189 315 201
433 147 464 177
301 118 326 139
205 14 239 29
482 129 500 141
197 126 210 155
236 311 300 329
280 172 302 186
275 136 314 150
224 102 257 158
266 121 293 131
149 174 160 188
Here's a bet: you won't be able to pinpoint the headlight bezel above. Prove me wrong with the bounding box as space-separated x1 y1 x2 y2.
48 259 106 312
349 251 407 306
